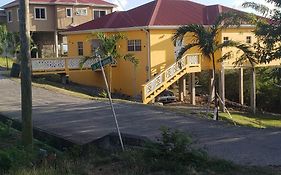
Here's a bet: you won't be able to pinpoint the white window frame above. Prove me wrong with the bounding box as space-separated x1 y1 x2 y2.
66 8 73 18
34 7 47 20
93 9 107 19
76 8 87 16
7 10 12 23
128 40 142 52
17 8 19 21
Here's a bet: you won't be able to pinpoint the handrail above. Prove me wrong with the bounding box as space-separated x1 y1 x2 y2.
142 53 201 102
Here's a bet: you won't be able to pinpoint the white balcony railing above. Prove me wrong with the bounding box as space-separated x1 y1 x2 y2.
31 57 97 73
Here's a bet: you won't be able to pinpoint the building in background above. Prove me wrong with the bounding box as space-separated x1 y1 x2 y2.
0 10 6 24
1 0 116 58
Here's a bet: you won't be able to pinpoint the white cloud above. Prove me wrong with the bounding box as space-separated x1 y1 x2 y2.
108 0 128 11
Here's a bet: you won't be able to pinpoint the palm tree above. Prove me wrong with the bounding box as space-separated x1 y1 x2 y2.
173 13 247 120
81 32 139 92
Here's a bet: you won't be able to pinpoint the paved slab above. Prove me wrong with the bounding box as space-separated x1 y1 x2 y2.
1 75 281 166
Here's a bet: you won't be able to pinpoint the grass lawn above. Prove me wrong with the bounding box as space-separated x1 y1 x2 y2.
0 57 14 69
220 111 281 128
1 121 281 175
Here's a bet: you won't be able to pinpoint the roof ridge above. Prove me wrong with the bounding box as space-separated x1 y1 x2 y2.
148 0 162 26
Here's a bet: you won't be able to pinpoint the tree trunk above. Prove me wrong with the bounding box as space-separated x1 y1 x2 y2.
211 53 219 120
19 0 33 147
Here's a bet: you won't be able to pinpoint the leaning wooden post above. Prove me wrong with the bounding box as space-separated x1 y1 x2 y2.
250 67 256 114
19 0 33 147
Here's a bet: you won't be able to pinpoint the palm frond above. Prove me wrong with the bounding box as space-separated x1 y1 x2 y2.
216 40 241 51
177 43 199 60
123 53 139 67
173 24 205 46
243 2 272 17
218 51 233 62
234 44 259 67
266 0 281 7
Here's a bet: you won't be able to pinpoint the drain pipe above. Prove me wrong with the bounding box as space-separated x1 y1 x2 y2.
142 28 151 81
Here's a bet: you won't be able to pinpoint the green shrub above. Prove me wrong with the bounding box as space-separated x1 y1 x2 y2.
0 120 13 138
0 150 12 172
98 90 108 98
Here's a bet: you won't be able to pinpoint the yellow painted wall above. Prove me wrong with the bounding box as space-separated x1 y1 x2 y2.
66 27 281 96
67 30 148 96
221 27 281 69
149 29 221 74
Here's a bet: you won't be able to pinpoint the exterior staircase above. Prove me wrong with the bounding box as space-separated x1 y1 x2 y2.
142 54 202 104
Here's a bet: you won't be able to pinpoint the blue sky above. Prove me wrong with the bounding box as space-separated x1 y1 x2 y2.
0 0 269 11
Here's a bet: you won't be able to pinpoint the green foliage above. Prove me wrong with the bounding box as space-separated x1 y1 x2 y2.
0 150 12 172
0 120 13 138
223 68 281 113
98 90 108 98
242 0 281 63
80 32 139 68
0 57 14 69
0 25 20 57
142 127 209 174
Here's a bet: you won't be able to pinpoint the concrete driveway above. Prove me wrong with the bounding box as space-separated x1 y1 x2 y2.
1 75 281 166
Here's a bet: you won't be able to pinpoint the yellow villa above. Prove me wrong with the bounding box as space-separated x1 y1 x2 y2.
60 0 280 109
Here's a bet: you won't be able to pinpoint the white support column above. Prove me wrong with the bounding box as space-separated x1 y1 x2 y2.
250 68 256 114
60 42 64 56
209 71 215 102
189 73 196 105
179 76 186 102
219 68 225 112
54 31 59 58
239 68 244 105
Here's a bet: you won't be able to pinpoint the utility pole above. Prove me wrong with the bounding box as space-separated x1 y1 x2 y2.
19 0 33 147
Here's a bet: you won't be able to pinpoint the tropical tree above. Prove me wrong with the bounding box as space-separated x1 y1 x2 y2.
173 13 248 120
81 32 139 92
243 0 281 63
19 0 33 147
0 25 20 59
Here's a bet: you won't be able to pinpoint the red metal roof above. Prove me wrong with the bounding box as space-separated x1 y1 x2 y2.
66 0 250 32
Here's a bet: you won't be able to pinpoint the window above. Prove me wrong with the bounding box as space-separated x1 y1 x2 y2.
76 8 87 16
7 10 12 23
66 8 73 17
223 37 229 43
128 40 141 52
78 42 84 56
93 10 106 19
34 7 47 20
246 36 252 44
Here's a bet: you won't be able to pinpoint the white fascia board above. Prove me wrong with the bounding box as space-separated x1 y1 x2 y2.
61 25 256 35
